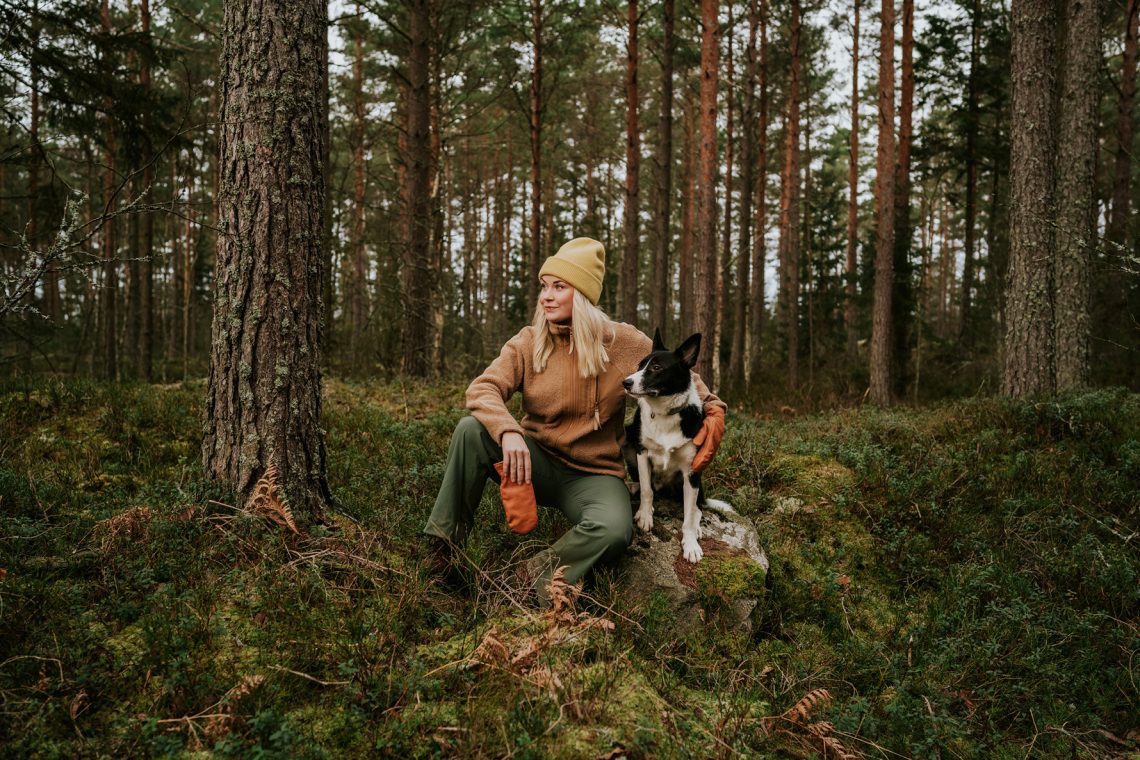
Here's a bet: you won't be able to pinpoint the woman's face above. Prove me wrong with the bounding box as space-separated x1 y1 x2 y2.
539 276 575 324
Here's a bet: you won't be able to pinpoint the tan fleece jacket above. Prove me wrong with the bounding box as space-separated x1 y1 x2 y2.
466 321 725 478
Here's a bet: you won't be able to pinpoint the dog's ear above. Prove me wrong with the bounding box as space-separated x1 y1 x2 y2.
652 327 666 351
677 333 701 368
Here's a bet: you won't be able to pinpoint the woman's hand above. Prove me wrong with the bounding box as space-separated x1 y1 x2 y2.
500 431 532 484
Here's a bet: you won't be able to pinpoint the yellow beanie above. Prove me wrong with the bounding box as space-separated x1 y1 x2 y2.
539 237 606 305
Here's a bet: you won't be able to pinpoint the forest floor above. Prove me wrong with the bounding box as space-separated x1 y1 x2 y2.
0 378 1137 759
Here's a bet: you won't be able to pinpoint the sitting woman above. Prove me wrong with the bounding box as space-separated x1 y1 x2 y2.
424 237 725 600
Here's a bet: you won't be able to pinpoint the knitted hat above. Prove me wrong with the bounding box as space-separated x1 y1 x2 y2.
539 237 606 305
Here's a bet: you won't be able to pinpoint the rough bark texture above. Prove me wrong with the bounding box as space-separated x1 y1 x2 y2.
748 0 768 383
650 0 674 339
400 0 436 376
728 0 759 393
845 0 860 359
868 0 895 406
777 0 801 390
621 0 640 325
1054 0 1099 390
693 0 720 384
1003 0 1058 398
204 0 331 516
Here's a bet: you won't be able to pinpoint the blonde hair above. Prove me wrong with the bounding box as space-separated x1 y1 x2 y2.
531 290 612 377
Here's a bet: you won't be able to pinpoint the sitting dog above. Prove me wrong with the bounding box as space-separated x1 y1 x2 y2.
622 329 730 563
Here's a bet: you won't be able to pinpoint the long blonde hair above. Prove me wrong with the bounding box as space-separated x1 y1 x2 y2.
531 290 612 377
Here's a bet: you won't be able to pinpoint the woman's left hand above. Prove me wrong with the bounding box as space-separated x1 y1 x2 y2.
691 405 725 473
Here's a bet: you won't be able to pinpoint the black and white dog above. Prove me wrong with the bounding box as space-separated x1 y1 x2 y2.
622 329 729 564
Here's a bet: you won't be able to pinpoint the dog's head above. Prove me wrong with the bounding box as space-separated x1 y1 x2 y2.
622 328 701 398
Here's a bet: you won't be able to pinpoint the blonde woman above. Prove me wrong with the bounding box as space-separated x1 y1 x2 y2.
424 237 726 598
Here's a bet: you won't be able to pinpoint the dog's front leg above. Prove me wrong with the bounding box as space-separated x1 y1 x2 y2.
633 451 655 532
680 469 703 563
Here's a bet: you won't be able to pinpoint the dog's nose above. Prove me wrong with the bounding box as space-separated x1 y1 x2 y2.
622 378 633 390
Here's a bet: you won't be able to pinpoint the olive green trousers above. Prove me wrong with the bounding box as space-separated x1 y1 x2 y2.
424 416 633 590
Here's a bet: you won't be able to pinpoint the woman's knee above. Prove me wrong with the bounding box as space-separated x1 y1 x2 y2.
453 415 488 444
581 515 631 554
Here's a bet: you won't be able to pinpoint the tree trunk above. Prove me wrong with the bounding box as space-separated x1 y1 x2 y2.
1002 0 1058 398
400 0 437 376
729 0 759 393
101 0 118 381
140 0 154 380
718 1 734 385
621 0 641 325
959 0 981 346
651 0 674 338
777 0 801 390
680 85 697 336
528 0 543 312
204 0 332 517
845 0 860 359
891 0 915 397
349 7 368 367
693 0 720 384
748 0 769 382
868 0 895 406
1054 0 1099 390
1108 0 1139 247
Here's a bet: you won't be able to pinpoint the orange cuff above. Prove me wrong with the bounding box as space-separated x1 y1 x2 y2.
691 404 725 473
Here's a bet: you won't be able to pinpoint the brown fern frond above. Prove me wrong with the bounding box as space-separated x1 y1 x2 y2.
203 674 266 741
806 721 857 759
246 462 298 533
95 506 153 552
783 687 833 724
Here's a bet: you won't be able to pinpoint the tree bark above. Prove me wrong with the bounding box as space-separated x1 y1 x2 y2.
621 0 641 325
845 0 860 359
204 0 332 517
1108 0 1139 247
349 6 368 367
400 0 437 376
729 0 759 392
1054 0 1099 390
680 82 697 336
1003 0 1058 398
718 1 734 385
891 0 915 397
748 0 768 382
650 0 674 338
101 0 118 381
777 0 801 390
140 0 154 380
693 0 720 383
868 0 895 406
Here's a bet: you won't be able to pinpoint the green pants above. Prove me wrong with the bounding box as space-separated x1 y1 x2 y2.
424 416 633 589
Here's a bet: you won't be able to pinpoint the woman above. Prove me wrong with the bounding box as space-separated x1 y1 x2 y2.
424 237 725 599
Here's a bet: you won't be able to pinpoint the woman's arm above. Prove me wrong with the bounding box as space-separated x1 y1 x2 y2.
465 328 530 446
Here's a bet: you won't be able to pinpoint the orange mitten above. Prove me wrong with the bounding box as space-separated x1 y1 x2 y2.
691 404 726 473
493 461 539 534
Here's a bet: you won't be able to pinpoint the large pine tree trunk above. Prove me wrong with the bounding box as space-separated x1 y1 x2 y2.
693 0 720 383
204 0 332 517
748 0 769 383
891 0 915 397
777 0 801 390
1003 0 1059 398
845 0 860 359
959 0 981 345
729 0 759 392
1054 0 1099 390
1108 0 1139 247
349 8 368 367
868 0 895 406
400 0 436 376
650 0 674 338
621 0 641 325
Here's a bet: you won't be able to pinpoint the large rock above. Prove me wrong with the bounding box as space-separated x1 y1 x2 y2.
618 497 769 636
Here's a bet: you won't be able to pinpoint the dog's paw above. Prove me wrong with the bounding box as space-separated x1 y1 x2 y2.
681 533 703 563
634 505 654 532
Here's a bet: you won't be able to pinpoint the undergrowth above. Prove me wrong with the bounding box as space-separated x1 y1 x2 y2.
0 378 1136 758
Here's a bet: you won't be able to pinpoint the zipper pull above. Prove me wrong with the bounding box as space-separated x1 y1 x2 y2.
593 405 600 431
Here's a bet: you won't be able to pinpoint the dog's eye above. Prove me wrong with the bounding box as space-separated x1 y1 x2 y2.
650 363 661 372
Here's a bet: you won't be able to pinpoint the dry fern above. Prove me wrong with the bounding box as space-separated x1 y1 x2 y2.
806 720 858 760
95 506 153 553
783 687 833 724
246 462 299 533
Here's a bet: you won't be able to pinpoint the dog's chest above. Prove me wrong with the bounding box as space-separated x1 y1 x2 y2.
639 405 696 471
